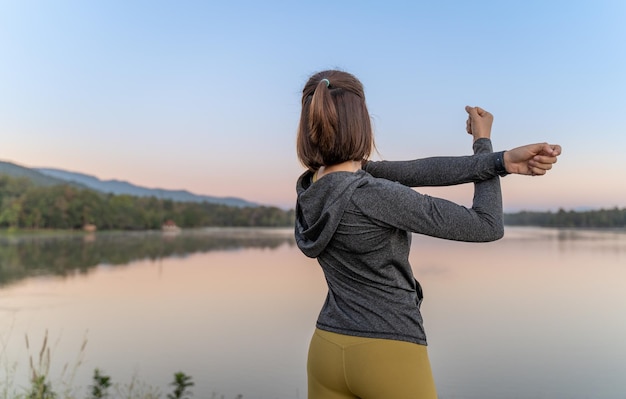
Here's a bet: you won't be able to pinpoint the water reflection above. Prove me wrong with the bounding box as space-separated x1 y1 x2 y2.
0 228 295 288
1 227 624 399
503 226 626 254
0 228 316 399
412 227 626 399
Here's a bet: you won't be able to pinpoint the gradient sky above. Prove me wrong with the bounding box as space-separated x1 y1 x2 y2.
1 0 624 211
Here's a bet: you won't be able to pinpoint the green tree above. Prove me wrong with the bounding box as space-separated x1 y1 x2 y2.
0 198 22 228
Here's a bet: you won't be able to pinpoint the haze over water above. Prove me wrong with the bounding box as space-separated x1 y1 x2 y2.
1 227 625 399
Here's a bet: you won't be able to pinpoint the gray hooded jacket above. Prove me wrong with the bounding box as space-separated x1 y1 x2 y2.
295 138 504 345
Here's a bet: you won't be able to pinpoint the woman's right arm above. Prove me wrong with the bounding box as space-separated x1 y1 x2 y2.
355 138 504 242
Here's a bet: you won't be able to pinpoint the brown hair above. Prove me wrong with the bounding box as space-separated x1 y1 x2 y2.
296 70 374 170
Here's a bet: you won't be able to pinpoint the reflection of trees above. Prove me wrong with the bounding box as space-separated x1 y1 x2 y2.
0 228 295 287
505 207 626 228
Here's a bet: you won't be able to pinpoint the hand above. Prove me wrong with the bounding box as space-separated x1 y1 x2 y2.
465 106 493 141
503 143 562 176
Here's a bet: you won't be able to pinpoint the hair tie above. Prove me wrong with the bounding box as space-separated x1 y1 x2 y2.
321 78 330 87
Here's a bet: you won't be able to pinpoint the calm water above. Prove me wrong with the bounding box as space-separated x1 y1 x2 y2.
1 227 625 399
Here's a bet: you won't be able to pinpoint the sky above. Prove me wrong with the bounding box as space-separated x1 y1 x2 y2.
1 0 625 211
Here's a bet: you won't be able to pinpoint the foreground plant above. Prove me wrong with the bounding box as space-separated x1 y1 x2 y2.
89 369 112 399
6 333 243 399
27 375 56 399
25 332 55 399
22 330 88 399
167 372 194 399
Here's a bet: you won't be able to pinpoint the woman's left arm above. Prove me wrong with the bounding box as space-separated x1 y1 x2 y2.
363 143 561 187
363 153 501 187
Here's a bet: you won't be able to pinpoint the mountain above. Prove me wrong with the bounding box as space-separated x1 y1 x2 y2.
0 160 256 207
35 168 257 208
0 161 87 189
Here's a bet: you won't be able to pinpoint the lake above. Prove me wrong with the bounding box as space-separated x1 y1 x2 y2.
1 227 625 399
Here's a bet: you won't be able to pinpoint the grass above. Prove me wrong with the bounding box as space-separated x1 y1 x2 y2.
0 331 242 399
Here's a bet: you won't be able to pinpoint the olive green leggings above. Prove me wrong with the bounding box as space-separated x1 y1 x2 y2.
307 329 438 399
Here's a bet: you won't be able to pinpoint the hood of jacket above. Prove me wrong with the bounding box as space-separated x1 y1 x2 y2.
295 169 368 258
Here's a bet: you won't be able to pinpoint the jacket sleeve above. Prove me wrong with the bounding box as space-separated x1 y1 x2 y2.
354 139 503 242
363 139 503 187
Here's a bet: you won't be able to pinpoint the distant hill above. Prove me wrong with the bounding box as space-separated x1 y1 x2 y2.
0 160 256 207
35 168 257 208
0 161 87 189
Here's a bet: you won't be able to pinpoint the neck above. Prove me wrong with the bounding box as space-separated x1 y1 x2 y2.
317 160 361 180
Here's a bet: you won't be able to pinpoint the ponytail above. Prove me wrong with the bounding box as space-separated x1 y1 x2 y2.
308 79 338 155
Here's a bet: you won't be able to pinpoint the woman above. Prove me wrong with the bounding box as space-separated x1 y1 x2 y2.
295 70 561 399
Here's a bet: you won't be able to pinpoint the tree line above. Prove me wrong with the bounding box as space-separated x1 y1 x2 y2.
504 207 626 228
0 175 295 230
4 173 623 230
